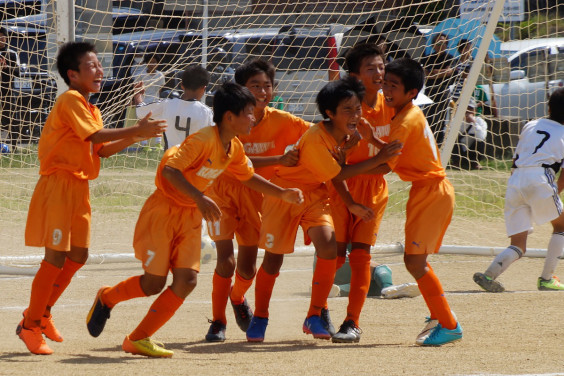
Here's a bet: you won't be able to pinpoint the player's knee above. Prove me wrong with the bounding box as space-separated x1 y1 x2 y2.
237 264 256 280
215 257 236 277
140 277 167 296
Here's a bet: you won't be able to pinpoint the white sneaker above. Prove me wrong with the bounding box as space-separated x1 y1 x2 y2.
329 284 341 298
381 283 421 299
415 311 458 345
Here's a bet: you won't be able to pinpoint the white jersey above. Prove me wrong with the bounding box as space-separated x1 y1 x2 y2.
513 118 564 170
136 98 214 149
505 118 564 236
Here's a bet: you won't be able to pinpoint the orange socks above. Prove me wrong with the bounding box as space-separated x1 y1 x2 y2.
212 272 232 324
25 260 61 328
345 250 371 325
129 287 184 341
416 265 457 330
254 266 279 318
47 258 84 308
307 257 337 317
230 270 254 304
102 276 146 309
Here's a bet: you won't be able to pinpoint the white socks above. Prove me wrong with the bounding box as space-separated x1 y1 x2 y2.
541 232 564 280
485 245 523 279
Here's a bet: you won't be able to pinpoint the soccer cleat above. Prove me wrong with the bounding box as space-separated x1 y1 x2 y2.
418 323 463 346
23 309 63 342
122 336 173 358
16 319 53 355
246 316 268 342
473 272 505 293
320 307 336 336
331 320 362 343
86 286 112 337
231 297 253 332
538 276 564 291
205 319 226 342
415 317 438 345
381 283 421 299
302 315 331 340
328 284 341 298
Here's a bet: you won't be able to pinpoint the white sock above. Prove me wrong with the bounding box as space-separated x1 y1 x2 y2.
541 232 564 280
485 246 523 279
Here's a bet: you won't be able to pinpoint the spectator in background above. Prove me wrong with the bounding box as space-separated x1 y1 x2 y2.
450 98 488 170
420 33 456 146
0 26 21 151
132 53 165 104
451 39 473 103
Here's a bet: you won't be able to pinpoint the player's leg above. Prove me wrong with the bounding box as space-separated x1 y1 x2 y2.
207 239 235 341
123 268 196 358
17 247 67 355
229 244 257 332
303 225 336 340
538 213 564 290
246 250 284 342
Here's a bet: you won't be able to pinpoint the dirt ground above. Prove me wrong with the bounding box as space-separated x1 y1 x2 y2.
2 249 564 376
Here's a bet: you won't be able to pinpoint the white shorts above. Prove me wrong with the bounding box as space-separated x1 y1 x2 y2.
504 167 563 236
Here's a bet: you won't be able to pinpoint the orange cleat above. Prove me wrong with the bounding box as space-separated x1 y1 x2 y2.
16 319 53 355
23 309 63 342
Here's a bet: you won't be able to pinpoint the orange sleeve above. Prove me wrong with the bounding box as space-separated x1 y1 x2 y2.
226 138 255 181
165 133 207 172
59 92 105 141
300 135 341 182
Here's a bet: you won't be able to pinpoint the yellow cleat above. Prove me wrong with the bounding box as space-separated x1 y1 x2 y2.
122 336 173 358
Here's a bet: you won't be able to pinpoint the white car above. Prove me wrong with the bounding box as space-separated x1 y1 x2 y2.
482 38 564 121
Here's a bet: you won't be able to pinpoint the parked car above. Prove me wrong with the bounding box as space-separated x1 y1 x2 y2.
481 38 564 121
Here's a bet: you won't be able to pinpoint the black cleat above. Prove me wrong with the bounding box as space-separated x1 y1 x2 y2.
86 287 112 337
205 319 226 342
320 307 336 336
231 297 253 332
331 319 362 343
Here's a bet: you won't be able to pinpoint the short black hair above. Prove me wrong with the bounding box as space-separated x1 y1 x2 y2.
181 64 210 91
345 43 385 74
0 26 7 36
213 82 256 125
316 76 365 120
385 58 424 98
142 53 158 64
56 42 97 86
234 59 275 86
457 38 471 54
548 87 564 124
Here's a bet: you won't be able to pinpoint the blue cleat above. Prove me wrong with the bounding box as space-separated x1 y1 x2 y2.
246 316 268 342
303 315 331 340
419 323 463 346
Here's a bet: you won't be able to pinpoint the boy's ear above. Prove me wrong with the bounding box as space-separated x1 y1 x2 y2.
407 88 419 101
67 69 78 82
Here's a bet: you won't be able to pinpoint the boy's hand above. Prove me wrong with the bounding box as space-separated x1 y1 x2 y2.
331 147 347 165
347 202 375 222
342 131 361 150
376 139 402 162
280 188 304 205
358 118 386 149
136 112 167 138
279 149 299 166
195 195 222 221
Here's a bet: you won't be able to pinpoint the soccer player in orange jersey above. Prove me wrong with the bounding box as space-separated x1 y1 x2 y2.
204 59 310 342
327 43 422 343
85 82 303 358
381 58 462 346
17 42 166 356
246 77 402 342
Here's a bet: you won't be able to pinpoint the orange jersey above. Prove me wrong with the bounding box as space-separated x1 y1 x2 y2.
236 107 310 180
274 122 341 189
348 93 395 164
387 102 446 181
37 90 105 180
156 126 254 207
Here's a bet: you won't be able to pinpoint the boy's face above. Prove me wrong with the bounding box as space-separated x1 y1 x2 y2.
0 32 6 49
68 51 103 94
231 104 256 136
327 95 362 136
382 72 417 111
245 72 273 112
352 55 385 94
146 57 158 73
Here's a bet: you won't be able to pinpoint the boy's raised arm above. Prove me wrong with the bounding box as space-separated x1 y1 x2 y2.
241 174 303 205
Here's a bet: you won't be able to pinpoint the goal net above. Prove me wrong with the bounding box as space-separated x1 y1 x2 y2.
1 0 563 271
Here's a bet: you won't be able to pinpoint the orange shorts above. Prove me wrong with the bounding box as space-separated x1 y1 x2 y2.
133 190 202 276
259 178 333 254
330 175 388 246
205 174 262 246
404 178 454 255
25 171 91 251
